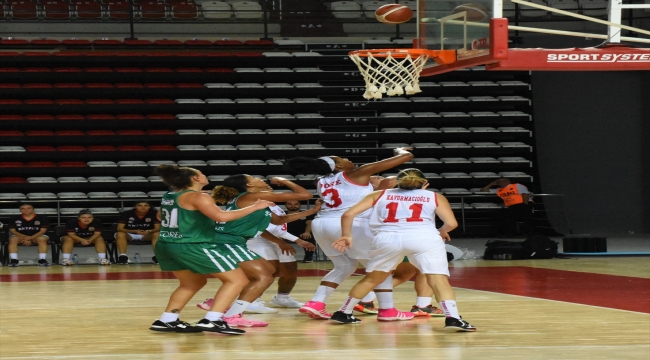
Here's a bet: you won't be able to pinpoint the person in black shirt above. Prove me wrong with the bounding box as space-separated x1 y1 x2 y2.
8 203 51 267
60 209 110 266
115 201 161 264
284 200 316 263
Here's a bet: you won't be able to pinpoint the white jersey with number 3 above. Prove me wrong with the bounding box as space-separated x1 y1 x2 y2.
369 189 439 235
316 172 373 219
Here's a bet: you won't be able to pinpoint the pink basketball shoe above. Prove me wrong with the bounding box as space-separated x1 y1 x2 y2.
298 301 332 320
223 314 268 327
377 308 415 321
197 298 213 311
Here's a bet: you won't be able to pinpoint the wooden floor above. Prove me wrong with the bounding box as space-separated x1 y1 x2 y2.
1 258 649 360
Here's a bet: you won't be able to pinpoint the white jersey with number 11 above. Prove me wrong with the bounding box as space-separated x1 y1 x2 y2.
369 188 439 235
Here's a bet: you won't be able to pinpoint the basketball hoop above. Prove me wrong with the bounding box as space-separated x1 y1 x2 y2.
348 48 456 100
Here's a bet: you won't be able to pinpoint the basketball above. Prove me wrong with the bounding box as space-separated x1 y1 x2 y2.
452 3 489 22
375 4 413 25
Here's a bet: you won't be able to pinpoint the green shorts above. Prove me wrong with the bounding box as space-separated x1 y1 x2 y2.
155 241 254 274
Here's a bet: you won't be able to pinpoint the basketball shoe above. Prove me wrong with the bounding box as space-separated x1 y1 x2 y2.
223 314 268 327
410 304 445 317
245 298 279 314
270 294 303 308
99 258 111 266
38 259 51 266
299 301 331 319
61 258 73 266
353 301 378 315
196 319 245 335
377 308 415 321
9 259 19 267
444 317 477 332
329 311 361 324
150 319 203 333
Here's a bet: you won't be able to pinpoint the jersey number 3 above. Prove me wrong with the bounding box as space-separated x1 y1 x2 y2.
161 208 179 228
383 202 424 223
321 188 343 208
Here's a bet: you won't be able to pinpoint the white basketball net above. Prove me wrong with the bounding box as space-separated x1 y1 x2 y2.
349 50 429 100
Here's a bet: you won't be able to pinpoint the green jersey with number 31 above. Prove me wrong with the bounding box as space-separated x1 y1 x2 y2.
158 190 218 244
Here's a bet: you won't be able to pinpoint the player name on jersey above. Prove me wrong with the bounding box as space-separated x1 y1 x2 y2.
385 194 431 202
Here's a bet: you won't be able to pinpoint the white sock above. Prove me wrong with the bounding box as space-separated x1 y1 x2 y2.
225 300 250 317
9 253 17 260
276 293 289 298
160 312 179 323
39 253 46 260
339 296 361 314
375 291 394 309
63 254 71 259
440 300 459 319
312 285 336 303
204 311 223 321
361 291 375 303
97 253 106 259
416 297 432 308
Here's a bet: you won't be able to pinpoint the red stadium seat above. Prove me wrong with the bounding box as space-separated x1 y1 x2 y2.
11 3 39 19
62 39 93 45
205 68 235 73
0 84 20 88
87 52 117 57
75 2 102 19
0 177 27 183
55 99 85 105
184 40 212 46
85 83 114 88
171 3 197 18
147 114 176 120
153 39 184 46
214 40 244 46
23 67 52 72
28 162 57 167
0 162 26 167
23 83 54 88
114 67 143 73
116 114 146 120
124 39 154 46
118 145 147 151
0 39 30 45
43 2 71 19
106 2 131 19
146 129 175 135
86 130 116 136
0 100 23 105
140 3 166 18
244 39 274 46
0 131 24 136
85 68 113 72
56 114 85 120
115 99 144 105
86 99 115 104
175 83 204 88
58 161 87 167
0 53 21 57
86 114 116 120
0 115 24 120
54 67 83 72
115 83 144 88
148 145 177 151
116 130 146 136
93 39 123 46
144 68 173 73
27 146 57 152
55 130 85 136
25 130 55 136
175 67 203 72
54 51 84 57
145 83 174 88
25 99 55 105
54 83 84 88
0 67 20 72
23 52 53 57
25 115 56 121
145 98 175 104
57 146 87 151
88 145 118 151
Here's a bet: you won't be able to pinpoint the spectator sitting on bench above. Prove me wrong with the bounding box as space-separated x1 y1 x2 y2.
61 209 110 266
115 201 161 264
480 178 535 237
7 203 51 267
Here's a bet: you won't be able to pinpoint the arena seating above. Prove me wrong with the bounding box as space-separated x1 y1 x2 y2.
0 49 536 235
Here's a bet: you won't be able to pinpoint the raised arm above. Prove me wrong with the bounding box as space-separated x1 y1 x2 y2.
346 148 413 184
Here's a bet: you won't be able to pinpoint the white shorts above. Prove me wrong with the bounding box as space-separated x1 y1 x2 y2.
246 237 296 263
311 217 373 260
10 235 49 240
365 232 450 276
115 233 145 241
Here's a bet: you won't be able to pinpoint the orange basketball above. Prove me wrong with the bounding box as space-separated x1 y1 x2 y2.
452 3 489 22
375 4 413 25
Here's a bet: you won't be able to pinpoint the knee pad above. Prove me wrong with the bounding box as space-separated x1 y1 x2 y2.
322 255 359 284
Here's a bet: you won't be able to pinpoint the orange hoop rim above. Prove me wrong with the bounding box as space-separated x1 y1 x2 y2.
348 48 454 58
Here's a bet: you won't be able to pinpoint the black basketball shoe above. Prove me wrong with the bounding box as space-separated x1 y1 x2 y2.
195 318 246 335
149 319 204 333
329 311 361 324
444 317 477 332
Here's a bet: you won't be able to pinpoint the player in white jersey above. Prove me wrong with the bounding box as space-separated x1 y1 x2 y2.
246 204 316 309
330 168 477 332
284 148 414 320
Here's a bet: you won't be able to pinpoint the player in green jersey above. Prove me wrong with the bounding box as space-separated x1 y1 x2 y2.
149 165 273 335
